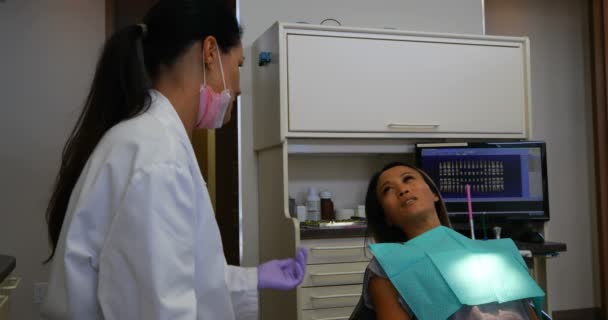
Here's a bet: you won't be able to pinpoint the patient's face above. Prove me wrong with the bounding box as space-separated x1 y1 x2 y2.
376 166 439 228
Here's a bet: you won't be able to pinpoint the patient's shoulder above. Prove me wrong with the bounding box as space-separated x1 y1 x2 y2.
366 258 388 278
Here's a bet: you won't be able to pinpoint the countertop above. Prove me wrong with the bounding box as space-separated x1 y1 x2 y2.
515 241 567 255
301 224 568 256
0 255 16 284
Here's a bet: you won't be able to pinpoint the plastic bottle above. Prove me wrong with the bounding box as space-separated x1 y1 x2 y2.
356 205 366 218
305 186 321 221
319 190 335 220
296 205 307 221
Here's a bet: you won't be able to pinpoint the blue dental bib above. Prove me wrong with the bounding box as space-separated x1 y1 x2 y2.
369 226 544 320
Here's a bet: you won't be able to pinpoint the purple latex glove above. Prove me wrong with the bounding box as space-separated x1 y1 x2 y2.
257 247 308 290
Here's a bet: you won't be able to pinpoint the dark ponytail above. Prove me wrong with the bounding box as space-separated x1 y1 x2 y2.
45 0 242 262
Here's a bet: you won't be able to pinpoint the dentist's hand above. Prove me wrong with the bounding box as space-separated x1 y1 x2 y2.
257 247 307 290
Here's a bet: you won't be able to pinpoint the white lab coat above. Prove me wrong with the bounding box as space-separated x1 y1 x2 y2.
42 90 258 320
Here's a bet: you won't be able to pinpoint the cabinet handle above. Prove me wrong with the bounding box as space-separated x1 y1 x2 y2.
312 316 350 320
310 271 365 277
310 293 360 300
310 246 364 251
0 277 20 290
387 123 440 130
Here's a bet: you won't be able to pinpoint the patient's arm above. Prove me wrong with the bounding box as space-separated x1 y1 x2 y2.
368 276 410 320
528 305 539 320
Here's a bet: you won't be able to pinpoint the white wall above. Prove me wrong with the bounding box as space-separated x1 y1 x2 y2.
0 1 105 319
238 0 484 265
288 154 409 212
486 0 598 313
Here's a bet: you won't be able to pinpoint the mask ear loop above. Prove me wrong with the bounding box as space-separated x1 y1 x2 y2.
215 45 227 91
202 49 207 87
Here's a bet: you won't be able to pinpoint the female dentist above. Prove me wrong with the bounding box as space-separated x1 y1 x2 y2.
41 1 306 319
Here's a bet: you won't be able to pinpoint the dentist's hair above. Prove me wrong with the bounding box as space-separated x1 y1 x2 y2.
44 0 242 262
365 162 451 243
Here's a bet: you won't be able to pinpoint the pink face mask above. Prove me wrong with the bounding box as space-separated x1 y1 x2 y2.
196 46 232 129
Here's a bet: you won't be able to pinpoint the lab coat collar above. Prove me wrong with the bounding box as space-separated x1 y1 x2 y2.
148 89 191 145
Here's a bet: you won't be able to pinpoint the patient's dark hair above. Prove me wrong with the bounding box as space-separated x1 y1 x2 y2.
365 162 451 243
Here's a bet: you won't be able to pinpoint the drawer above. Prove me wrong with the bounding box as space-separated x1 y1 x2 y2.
0 276 18 320
302 238 371 264
300 284 362 310
0 277 20 292
0 295 9 320
302 262 367 287
301 306 356 320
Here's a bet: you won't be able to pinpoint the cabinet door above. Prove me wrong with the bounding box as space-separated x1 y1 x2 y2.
287 34 528 137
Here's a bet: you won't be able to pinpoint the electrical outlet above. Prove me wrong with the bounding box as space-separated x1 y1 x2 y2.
33 282 48 304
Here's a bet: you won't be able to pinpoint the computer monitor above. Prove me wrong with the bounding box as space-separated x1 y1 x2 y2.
415 141 549 221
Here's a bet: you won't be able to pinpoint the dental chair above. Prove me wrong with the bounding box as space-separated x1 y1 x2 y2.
348 295 553 320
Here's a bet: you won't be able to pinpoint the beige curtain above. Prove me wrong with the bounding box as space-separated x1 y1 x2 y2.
590 0 608 318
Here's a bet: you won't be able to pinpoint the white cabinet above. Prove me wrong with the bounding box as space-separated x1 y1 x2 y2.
253 22 533 320
257 147 406 320
299 238 370 318
253 23 531 149
288 34 527 136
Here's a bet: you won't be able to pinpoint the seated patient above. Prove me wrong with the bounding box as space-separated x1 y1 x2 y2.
351 162 542 320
